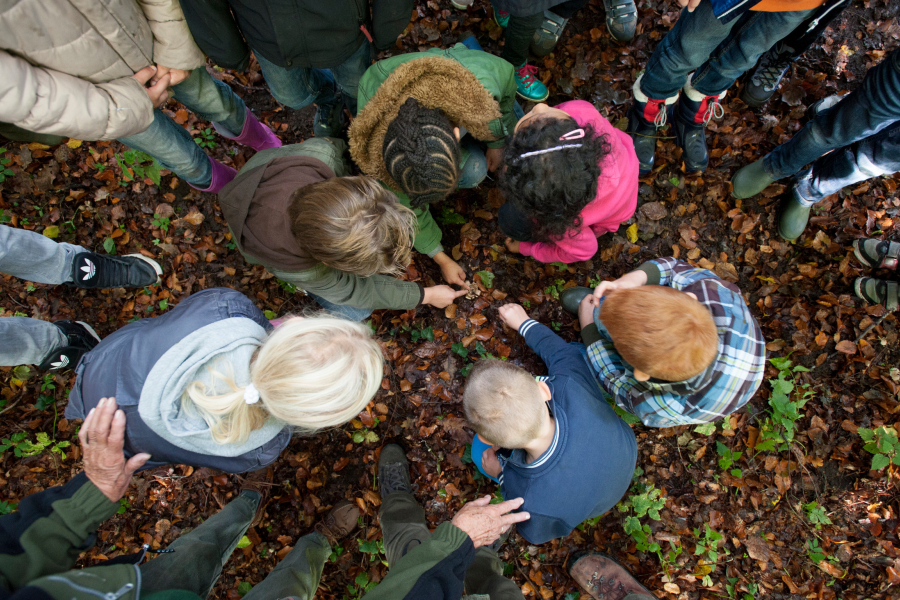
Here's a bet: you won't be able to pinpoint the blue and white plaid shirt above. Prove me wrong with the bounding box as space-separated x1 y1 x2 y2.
586 258 766 427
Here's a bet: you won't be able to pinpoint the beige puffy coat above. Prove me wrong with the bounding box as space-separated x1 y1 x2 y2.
0 0 205 141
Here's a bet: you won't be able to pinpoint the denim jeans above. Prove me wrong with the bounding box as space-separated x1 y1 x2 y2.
309 293 373 321
379 492 524 600
794 121 900 205
119 67 248 188
256 41 372 114
0 317 66 367
765 48 900 181
0 225 83 284
640 2 816 98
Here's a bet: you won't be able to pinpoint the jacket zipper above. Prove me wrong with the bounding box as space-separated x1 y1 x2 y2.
806 0 844 33
718 0 754 21
45 576 135 600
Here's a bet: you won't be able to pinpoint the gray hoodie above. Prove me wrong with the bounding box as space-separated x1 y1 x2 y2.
67 288 293 473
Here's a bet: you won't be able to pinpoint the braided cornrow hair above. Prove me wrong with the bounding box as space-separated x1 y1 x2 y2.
383 97 460 208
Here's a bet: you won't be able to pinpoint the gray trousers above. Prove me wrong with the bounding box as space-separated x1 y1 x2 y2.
0 225 84 366
140 491 330 599
380 492 525 600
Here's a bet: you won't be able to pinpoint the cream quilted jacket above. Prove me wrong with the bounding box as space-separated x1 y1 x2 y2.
0 0 205 140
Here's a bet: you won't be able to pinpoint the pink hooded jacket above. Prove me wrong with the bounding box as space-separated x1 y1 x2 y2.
518 100 639 263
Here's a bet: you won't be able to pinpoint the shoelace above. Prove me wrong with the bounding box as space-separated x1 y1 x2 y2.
702 98 725 125
380 464 409 494
516 63 540 86
751 51 790 92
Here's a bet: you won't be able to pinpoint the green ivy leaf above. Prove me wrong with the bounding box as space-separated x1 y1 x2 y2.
236 535 252 549
872 453 891 471
476 270 495 289
693 422 716 436
103 237 116 255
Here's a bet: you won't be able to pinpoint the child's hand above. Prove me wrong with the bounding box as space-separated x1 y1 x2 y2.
498 303 529 331
434 252 468 287
578 293 597 329
481 446 502 479
486 147 504 172
592 269 648 299
504 238 521 254
423 285 468 308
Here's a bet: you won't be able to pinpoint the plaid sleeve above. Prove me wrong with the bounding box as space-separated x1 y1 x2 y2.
644 257 719 290
585 333 637 415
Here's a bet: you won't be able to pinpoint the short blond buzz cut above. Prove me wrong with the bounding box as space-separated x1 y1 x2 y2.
600 286 718 381
462 359 545 449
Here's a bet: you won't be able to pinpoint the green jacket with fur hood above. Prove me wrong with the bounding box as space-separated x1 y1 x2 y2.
350 43 517 198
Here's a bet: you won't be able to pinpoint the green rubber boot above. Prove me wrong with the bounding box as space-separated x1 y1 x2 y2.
777 192 812 242
732 159 776 199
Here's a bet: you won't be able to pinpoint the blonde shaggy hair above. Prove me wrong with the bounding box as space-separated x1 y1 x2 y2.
183 315 384 445
462 359 545 448
288 176 417 277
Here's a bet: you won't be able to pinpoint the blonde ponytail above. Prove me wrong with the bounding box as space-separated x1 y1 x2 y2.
184 315 384 445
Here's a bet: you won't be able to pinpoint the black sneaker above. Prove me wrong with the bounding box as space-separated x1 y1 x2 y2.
37 320 100 371
740 45 791 107
378 444 412 497
71 252 161 289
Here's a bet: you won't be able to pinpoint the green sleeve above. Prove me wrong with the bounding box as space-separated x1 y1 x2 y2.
391 187 444 257
270 263 424 311
635 262 662 286
361 522 472 600
490 62 519 149
0 473 118 591
580 323 603 347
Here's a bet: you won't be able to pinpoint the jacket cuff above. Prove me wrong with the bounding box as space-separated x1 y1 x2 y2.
65 473 120 528
415 284 425 308
580 323 602 346
486 140 506 149
97 77 156 140
517 242 534 257
635 262 661 286
427 244 445 259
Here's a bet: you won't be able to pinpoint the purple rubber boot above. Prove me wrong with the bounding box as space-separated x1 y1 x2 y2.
191 156 237 193
216 107 282 151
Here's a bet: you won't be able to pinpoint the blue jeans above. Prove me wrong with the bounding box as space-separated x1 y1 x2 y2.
255 41 372 114
120 67 247 187
308 293 373 322
765 48 900 183
793 121 900 205
640 2 816 98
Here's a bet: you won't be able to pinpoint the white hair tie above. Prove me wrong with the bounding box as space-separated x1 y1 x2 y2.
243 383 260 405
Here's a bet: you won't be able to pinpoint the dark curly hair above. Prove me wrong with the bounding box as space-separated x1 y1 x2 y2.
499 115 612 242
383 97 460 208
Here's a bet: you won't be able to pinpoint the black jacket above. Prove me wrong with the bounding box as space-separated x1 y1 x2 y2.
180 0 414 71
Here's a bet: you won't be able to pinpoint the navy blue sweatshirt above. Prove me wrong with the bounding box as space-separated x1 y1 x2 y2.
497 319 638 544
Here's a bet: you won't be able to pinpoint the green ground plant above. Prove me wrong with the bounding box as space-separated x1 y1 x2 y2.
754 357 812 453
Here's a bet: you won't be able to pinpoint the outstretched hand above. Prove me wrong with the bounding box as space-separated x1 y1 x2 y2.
423 285 468 308
498 303 530 331
451 496 530 548
677 0 703 11
80 397 151 502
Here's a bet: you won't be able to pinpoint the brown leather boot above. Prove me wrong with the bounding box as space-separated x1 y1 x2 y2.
315 500 360 545
568 553 655 600
237 467 275 527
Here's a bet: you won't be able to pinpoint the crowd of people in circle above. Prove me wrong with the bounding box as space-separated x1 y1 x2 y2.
0 0 898 598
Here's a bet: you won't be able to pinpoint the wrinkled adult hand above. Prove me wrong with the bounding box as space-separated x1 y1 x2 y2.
677 0 702 12
504 238 521 254
133 66 171 108
80 397 151 503
498 303 529 331
423 285 468 308
485 147 505 173
434 252 468 288
152 64 191 87
451 496 530 548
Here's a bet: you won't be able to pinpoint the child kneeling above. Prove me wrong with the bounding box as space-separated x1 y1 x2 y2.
463 304 637 544
563 257 766 428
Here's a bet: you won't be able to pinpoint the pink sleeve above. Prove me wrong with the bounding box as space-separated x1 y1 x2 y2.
518 227 599 264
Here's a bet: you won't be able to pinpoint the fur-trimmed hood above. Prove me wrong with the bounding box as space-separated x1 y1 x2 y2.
351 46 518 190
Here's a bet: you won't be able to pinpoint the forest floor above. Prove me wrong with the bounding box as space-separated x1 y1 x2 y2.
1 0 900 598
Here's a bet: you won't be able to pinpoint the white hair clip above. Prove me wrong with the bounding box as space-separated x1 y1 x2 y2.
516 143 584 159
243 383 260 405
